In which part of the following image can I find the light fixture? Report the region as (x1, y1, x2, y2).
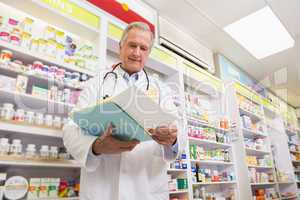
(224, 6, 294, 59)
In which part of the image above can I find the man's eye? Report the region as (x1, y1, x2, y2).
(129, 44, 137, 48)
(141, 46, 148, 51)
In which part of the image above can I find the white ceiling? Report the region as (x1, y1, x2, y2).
(142, 0, 300, 108)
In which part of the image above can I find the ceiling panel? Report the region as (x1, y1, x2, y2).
(268, 0, 300, 35)
(142, 0, 300, 107)
(143, 0, 218, 37)
(185, 0, 266, 27)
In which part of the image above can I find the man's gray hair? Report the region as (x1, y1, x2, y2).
(119, 21, 154, 48)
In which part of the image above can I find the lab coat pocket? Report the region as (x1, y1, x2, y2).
(149, 156, 169, 197)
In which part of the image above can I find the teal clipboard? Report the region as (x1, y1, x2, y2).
(71, 101, 152, 142)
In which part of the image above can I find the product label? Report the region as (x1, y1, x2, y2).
(41, 0, 100, 29)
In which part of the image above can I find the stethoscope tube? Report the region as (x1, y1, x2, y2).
(102, 63, 150, 99)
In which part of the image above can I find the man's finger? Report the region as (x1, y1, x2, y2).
(155, 127, 177, 135)
(114, 139, 140, 148)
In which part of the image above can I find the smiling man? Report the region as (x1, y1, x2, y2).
(63, 22, 182, 200)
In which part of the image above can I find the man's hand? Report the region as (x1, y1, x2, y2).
(92, 124, 140, 155)
(149, 125, 178, 146)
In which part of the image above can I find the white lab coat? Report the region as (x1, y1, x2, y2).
(63, 66, 183, 200)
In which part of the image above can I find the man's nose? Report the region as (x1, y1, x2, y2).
(133, 47, 141, 55)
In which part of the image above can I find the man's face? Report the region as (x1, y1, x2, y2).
(119, 28, 152, 75)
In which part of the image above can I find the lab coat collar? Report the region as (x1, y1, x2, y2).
(114, 64, 145, 83)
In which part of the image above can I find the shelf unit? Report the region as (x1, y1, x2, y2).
(226, 81, 282, 200)
(0, 40, 95, 76)
(184, 73, 237, 200)
(0, 156, 81, 168)
(0, 0, 102, 199)
(0, 1, 299, 200)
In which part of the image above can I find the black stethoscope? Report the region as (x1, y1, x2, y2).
(102, 62, 150, 99)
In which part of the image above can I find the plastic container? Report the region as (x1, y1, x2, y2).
(14, 109, 25, 122)
(45, 114, 53, 127)
(0, 50, 13, 63)
(30, 39, 39, 52)
(9, 139, 22, 156)
(20, 17, 34, 33)
(50, 146, 58, 160)
(10, 33, 21, 46)
(25, 111, 35, 124)
(1, 103, 14, 120)
(63, 88, 71, 103)
(25, 144, 37, 159)
(38, 39, 47, 54)
(32, 61, 43, 72)
(35, 113, 44, 126)
(0, 27, 10, 42)
(40, 145, 49, 160)
(46, 39, 57, 57)
(53, 116, 62, 129)
(56, 68, 65, 79)
(0, 138, 10, 155)
(4, 176, 28, 200)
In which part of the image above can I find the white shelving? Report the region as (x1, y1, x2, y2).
(167, 168, 187, 173)
(187, 117, 230, 133)
(188, 137, 232, 148)
(193, 181, 236, 185)
(0, 40, 95, 76)
(0, 120, 62, 138)
(245, 148, 271, 156)
(248, 165, 274, 169)
(29, 197, 79, 200)
(0, 157, 81, 168)
(242, 128, 267, 138)
(278, 182, 296, 184)
(239, 107, 262, 122)
(169, 190, 189, 194)
(0, 88, 74, 116)
(250, 182, 276, 186)
(0, 64, 83, 90)
(286, 129, 297, 136)
(281, 195, 298, 200)
(190, 159, 234, 166)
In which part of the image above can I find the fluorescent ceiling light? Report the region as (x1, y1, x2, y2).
(224, 6, 294, 59)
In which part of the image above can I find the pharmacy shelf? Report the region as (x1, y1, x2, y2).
(29, 197, 80, 200)
(278, 182, 296, 184)
(250, 182, 276, 186)
(169, 190, 189, 194)
(281, 195, 298, 200)
(242, 128, 267, 138)
(192, 181, 236, 186)
(188, 137, 232, 149)
(0, 156, 81, 168)
(288, 141, 299, 146)
(239, 107, 262, 122)
(286, 129, 297, 136)
(167, 168, 187, 173)
(248, 165, 274, 169)
(0, 40, 94, 76)
(190, 159, 234, 166)
(187, 117, 230, 133)
(292, 160, 300, 165)
(0, 89, 74, 116)
(0, 120, 62, 138)
(107, 36, 178, 76)
(245, 148, 271, 156)
(0, 64, 83, 90)
(290, 151, 300, 154)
